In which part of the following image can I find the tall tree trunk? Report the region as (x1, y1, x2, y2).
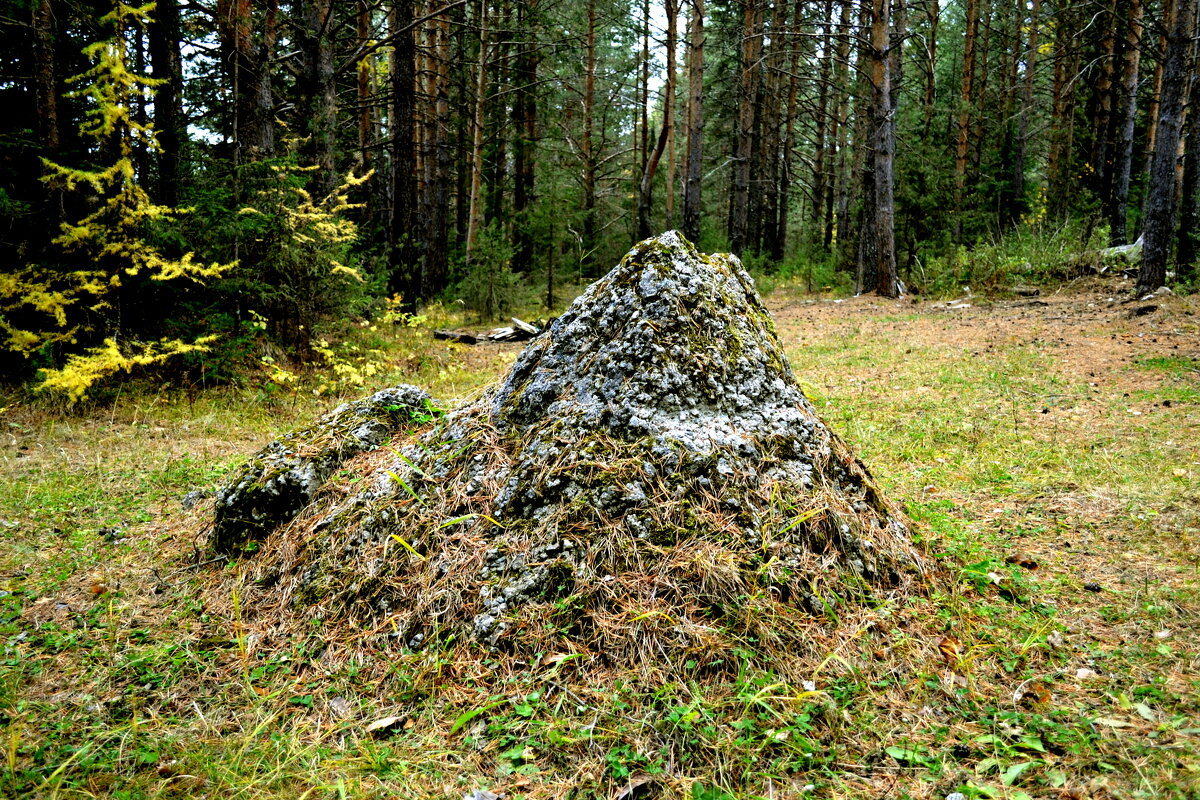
(777, 0, 805, 260)
(1177, 64, 1200, 274)
(1138, 0, 1197, 292)
(1143, 11, 1168, 176)
(390, 0, 419, 298)
(855, 2, 875, 291)
(953, 0, 980, 242)
(811, 0, 833, 237)
(356, 0, 381, 230)
(254, 0, 278, 158)
(217, 0, 275, 161)
(296, 0, 336, 197)
(729, 0, 763, 256)
(149, 0, 184, 206)
(758, 0, 789, 259)
(32, 0, 59, 154)
(581, 0, 598, 272)
(1010, 0, 1040, 228)
(1092, 0, 1121, 212)
(970, 0, 991, 175)
(664, 0, 679, 230)
(484, 1, 510, 228)
(512, 1, 538, 273)
(423, 8, 452, 292)
(465, 0, 490, 261)
(455, 52, 470, 245)
(828, 0, 852, 253)
(357, 0, 373, 174)
(1110, 0, 1144, 244)
(641, 0, 651, 176)
(682, 0, 704, 244)
(868, 0, 898, 297)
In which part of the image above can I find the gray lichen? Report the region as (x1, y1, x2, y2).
(211, 385, 434, 554)
(213, 232, 926, 660)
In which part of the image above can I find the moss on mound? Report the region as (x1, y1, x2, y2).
(204, 233, 930, 677)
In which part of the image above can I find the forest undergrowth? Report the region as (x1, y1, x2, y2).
(0, 273, 1197, 799)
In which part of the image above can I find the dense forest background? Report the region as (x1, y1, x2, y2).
(2, 0, 1198, 395)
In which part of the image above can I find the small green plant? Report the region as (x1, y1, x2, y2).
(456, 222, 520, 319)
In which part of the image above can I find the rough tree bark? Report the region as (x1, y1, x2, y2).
(811, 0, 833, 241)
(953, 0, 980, 242)
(858, 0, 898, 298)
(682, 0, 704, 244)
(640, 0, 651, 177)
(1110, 0, 1144, 245)
(1047, 5, 1081, 220)
(32, 0, 59, 155)
(356, 0, 373, 176)
(1173, 49, 1200, 274)
(581, 0, 598, 272)
(216, 0, 277, 162)
(775, 0, 805, 260)
(296, 0, 337, 198)
(757, 0, 790, 259)
(828, 0, 852, 253)
(1091, 0, 1121, 213)
(1138, 0, 1197, 293)
(149, 0, 184, 205)
(465, 0, 490, 262)
(390, 0, 420, 298)
(729, 0, 763, 256)
(512, 2, 539, 273)
(665, 0, 678, 230)
(420, 7, 452, 295)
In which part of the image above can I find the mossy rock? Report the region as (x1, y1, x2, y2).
(211, 385, 435, 554)
(206, 232, 929, 669)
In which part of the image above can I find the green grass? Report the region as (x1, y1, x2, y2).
(1, 283, 1197, 798)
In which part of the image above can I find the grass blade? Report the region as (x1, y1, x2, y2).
(450, 698, 507, 735)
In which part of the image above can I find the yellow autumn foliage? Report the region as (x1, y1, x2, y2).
(0, 2, 233, 401)
(38, 337, 218, 404)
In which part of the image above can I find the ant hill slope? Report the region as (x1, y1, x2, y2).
(206, 231, 929, 673)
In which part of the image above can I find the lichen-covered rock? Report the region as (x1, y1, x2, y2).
(210, 232, 927, 667)
(211, 385, 433, 554)
(491, 231, 831, 520)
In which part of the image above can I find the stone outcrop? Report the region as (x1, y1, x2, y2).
(209, 232, 926, 663)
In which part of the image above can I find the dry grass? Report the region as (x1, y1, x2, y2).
(1, 275, 1197, 799)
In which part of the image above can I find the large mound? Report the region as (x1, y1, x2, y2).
(208, 232, 928, 674)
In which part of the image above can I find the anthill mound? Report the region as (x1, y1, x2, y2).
(204, 232, 930, 676)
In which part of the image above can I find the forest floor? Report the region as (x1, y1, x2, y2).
(0, 273, 1197, 799)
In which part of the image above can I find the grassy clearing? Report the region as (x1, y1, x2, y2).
(1, 280, 1197, 799)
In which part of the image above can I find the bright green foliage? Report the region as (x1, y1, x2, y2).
(0, 2, 230, 400)
(456, 221, 520, 319)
